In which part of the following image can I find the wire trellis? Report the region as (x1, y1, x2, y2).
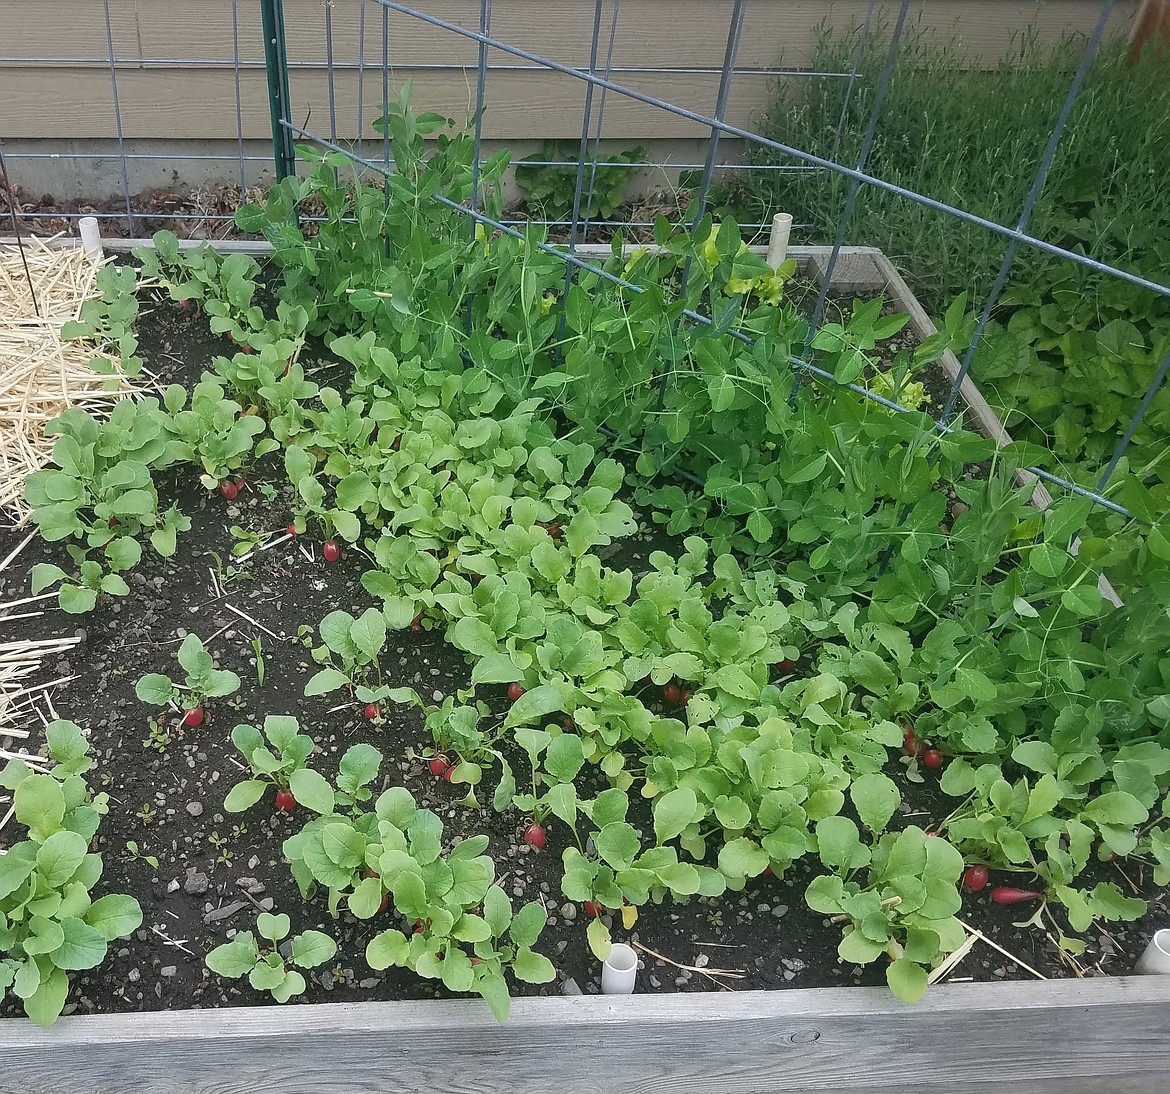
(264, 0, 1167, 525)
(0, 0, 853, 237)
(2, 0, 1167, 526)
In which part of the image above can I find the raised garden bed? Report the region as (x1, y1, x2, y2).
(4, 977, 1170, 1094)
(3, 187, 1169, 1094)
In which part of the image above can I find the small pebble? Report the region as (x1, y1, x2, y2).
(185, 802, 203, 817)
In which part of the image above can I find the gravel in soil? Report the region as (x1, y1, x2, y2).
(1, 297, 1165, 1021)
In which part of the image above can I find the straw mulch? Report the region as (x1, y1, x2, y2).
(0, 532, 80, 744)
(0, 236, 137, 522)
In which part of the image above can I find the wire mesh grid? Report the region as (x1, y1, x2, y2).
(0, 0, 270, 236)
(267, 0, 1169, 525)
(1, 0, 1167, 525)
(0, 0, 857, 237)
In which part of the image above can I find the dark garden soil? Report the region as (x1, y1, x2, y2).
(2, 296, 1167, 1022)
(0, 182, 674, 246)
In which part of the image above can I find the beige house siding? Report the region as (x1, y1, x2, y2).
(1, 1, 1138, 140)
(0, 1, 1138, 198)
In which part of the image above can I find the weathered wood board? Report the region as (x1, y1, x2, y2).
(1, 977, 1168, 1094)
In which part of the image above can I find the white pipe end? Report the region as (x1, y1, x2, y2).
(601, 942, 638, 994)
(78, 216, 103, 259)
(1134, 929, 1170, 975)
(766, 212, 794, 270)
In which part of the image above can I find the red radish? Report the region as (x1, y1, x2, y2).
(179, 300, 191, 311)
(563, 716, 575, 730)
(902, 724, 918, 756)
(522, 823, 546, 850)
(413, 920, 424, 934)
(275, 788, 296, 812)
(323, 540, 341, 563)
(779, 658, 796, 672)
(989, 887, 1042, 905)
(286, 523, 298, 537)
(442, 767, 455, 783)
(922, 749, 944, 770)
(242, 344, 253, 354)
(680, 690, 691, 707)
(962, 865, 989, 893)
(183, 705, 205, 728)
(662, 683, 682, 705)
(233, 476, 247, 493)
(364, 702, 381, 721)
(219, 479, 238, 500)
(429, 755, 450, 778)
(391, 435, 401, 451)
(411, 612, 423, 632)
(507, 682, 526, 703)
(762, 865, 774, 878)
(583, 901, 602, 918)
(546, 522, 562, 540)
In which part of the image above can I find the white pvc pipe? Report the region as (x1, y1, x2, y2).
(1134, 929, 1170, 975)
(601, 942, 638, 994)
(766, 212, 793, 269)
(78, 216, 103, 259)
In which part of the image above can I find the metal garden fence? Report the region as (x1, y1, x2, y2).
(249, 0, 1169, 528)
(1, 0, 1167, 527)
(0, 0, 867, 238)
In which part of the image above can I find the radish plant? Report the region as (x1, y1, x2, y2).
(134, 633, 241, 726)
(0, 721, 143, 1026)
(205, 913, 336, 1003)
(222, 715, 326, 815)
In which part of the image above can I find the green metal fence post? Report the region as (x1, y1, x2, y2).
(260, 0, 297, 181)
